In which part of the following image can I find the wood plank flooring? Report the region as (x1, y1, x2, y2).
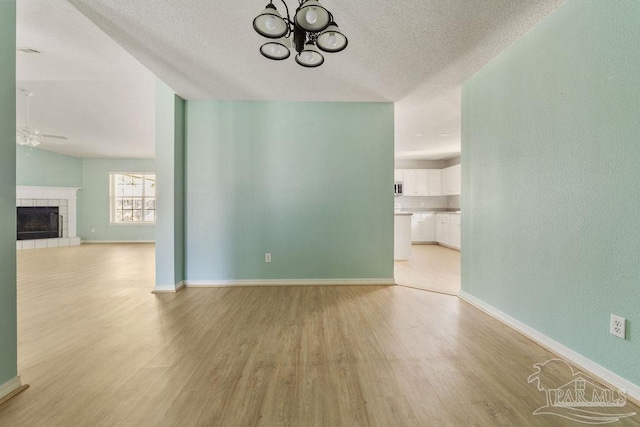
(394, 244, 460, 295)
(1, 244, 638, 426)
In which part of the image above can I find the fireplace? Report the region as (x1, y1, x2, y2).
(16, 186, 81, 250)
(17, 207, 62, 240)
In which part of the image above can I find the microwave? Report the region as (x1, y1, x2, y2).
(394, 182, 403, 197)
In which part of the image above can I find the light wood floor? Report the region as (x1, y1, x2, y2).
(1, 244, 638, 426)
(394, 245, 461, 295)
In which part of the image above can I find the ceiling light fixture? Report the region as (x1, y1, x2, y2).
(16, 89, 69, 148)
(440, 133, 450, 137)
(253, 0, 348, 68)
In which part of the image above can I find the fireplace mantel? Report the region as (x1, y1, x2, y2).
(16, 186, 81, 250)
(16, 186, 80, 200)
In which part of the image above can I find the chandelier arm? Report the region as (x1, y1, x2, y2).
(277, 0, 292, 25)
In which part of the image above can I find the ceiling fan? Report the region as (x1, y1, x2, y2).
(17, 89, 69, 147)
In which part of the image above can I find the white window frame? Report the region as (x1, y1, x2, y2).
(109, 172, 156, 225)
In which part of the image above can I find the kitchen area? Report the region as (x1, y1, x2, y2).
(393, 157, 461, 294)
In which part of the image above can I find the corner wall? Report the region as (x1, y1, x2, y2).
(154, 80, 185, 291)
(0, 0, 17, 388)
(462, 0, 640, 387)
(185, 101, 394, 282)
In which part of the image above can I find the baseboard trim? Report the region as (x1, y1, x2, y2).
(437, 243, 460, 251)
(185, 278, 396, 287)
(81, 240, 155, 244)
(0, 376, 29, 406)
(152, 281, 185, 294)
(459, 290, 640, 403)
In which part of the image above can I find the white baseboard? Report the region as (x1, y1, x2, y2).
(185, 278, 396, 287)
(152, 281, 185, 293)
(0, 376, 23, 401)
(81, 240, 155, 244)
(459, 290, 640, 402)
(437, 243, 460, 251)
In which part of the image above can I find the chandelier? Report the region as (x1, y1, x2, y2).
(253, 0, 348, 68)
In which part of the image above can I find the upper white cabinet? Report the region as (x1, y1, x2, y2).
(403, 169, 418, 196)
(416, 170, 429, 195)
(427, 169, 441, 195)
(396, 169, 445, 196)
(441, 164, 461, 195)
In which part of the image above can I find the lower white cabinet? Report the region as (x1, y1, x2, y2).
(450, 214, 461, 249)
(436, 214, 450, 245)
(436, 213, 461, 250)
(411, 213, 436, 242)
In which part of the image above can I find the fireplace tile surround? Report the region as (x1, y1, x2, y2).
(16, 186, 81, 250)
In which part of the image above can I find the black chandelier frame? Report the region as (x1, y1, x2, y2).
(253, 0, 348, 67)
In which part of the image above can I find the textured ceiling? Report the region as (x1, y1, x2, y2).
(16, 0, 155, 158)
(19, 0, 564, 159)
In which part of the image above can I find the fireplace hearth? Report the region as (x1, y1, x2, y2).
(17, 207, 62, 240)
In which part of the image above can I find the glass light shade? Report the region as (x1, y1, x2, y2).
(260, 38, 291, 60)
(316, 22, 348, 53)
(295, 41, 324, 68)
(295, 0, 330, 32)
(253, 4, 288, 38)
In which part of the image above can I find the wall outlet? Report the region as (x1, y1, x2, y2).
(265, 253, 271, 263)
(610, 314, 626, 339)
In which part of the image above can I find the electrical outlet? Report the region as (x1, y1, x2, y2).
(265, 253, 271, 263)
(610, 314, 626, 339)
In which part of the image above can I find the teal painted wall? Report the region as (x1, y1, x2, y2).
(185, 101, 394, 281)
(0, 0, 17, 386)
(173, 97, 185, 284)
(78, 158, 155, 241)
(16, 145, 82, 187)
(154, 80, 185, 289)
(462, 0, 640, 387)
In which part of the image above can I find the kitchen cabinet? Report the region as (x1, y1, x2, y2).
(427, 169, 441, 195)
(452, 164, 461, 194)
(394, 166, 459, 196)
(441, 164, 461, 195)
(417, 170, 429, 195)
(403, 169, 418, 196)
(436, 212, 460, 250)
(450, 213, 461, 249)
(411, 213, 436, 242)
(436, 213, 450, 244)
(396, 169, 443, 196)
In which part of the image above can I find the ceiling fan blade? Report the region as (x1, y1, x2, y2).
(39, 134, 69, 141)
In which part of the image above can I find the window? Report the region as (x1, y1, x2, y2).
(109, 173, 156, 223)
